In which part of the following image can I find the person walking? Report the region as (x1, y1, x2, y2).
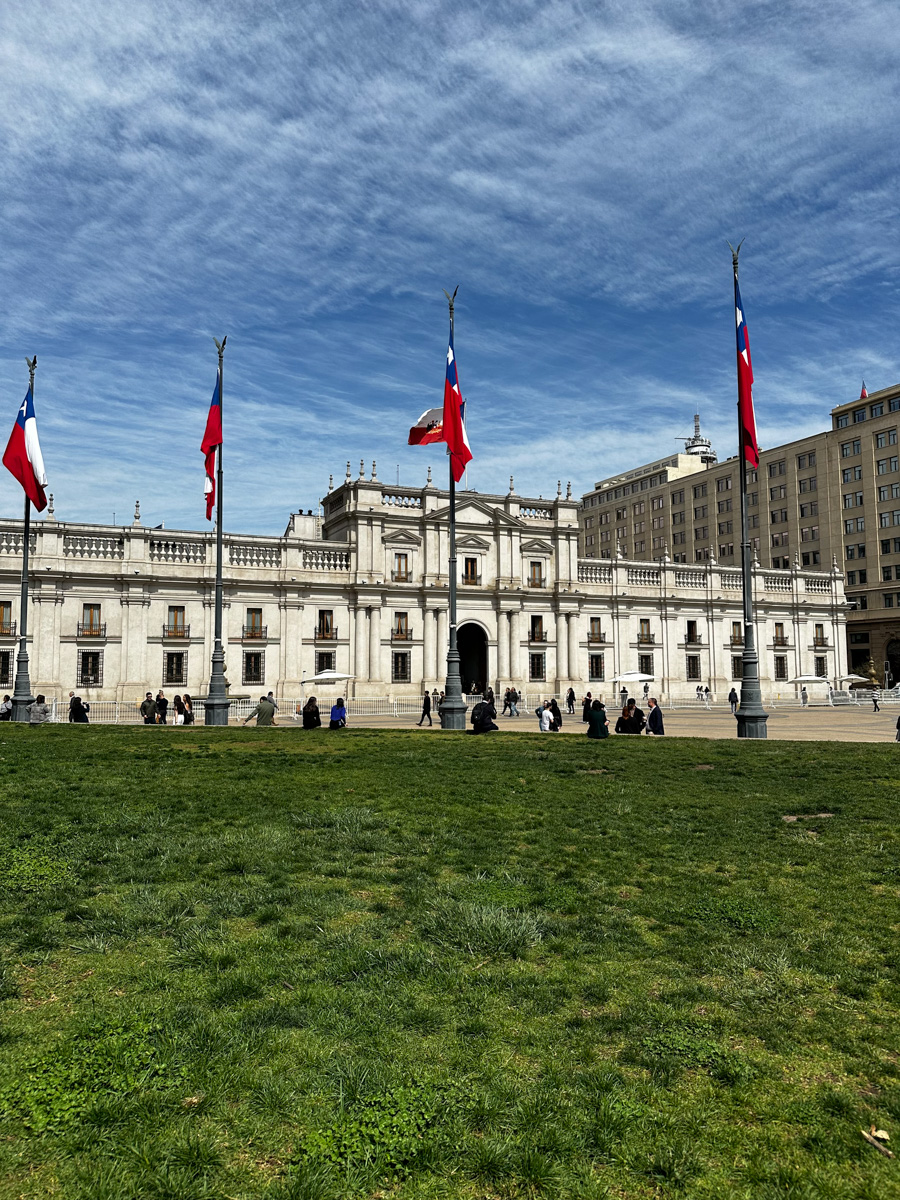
(549, 697, 563, 731)
(243, 694, 276, 726)
(565, 687, 576, 715)
(642, 681, 650, 704)
(873, 689, 881, 713)
(509, 687, 519, 716)
(182, 694, 194, 725)
(67, 691, 76, 722)
(703, 686, 711, 708)
(585, 699, 609, 739)
(0, 695, 11, 721)
(417, 690, 432, 726)
(156, 690, 169, 725)
(266, 691, 278, 713)
(581, 692, 593, 722)
(172, 695, 186, 725)
(26, 694, 52, 725)
(647, 697, 665, 735)
(728, 687, 739, 715)
(501, 688, 511, 716)
(301, 696, 322, 729)
(70, 696, 90, 723)
(329, 697, 347, 729)
(140, 693, 157, 725)
(801, 686, 809, 708)
(619, 686, 628, 708)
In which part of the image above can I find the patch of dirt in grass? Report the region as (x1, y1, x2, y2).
(693, 764, 715, 770)
(782, 813, 834, 822)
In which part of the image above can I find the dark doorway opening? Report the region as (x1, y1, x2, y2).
(458, 623, 488, 694)
(886, 638, 900, 688)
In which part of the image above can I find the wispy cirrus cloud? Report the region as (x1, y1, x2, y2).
(0, 0, 897, 529)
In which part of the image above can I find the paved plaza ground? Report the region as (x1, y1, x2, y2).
(315, 702, 900, 743)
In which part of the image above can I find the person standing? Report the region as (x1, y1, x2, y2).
(549, 698, 562, 731)
(539, 701, 553, 732)
(266, 691, 278, 713)
(182, 694, 194, 725)
(26, 695, 52, 725)
(800, 687, 809, 708)
(0, 695, 11, 721)
(647, 697, 665, 735)
(501, 688, 511, 716)
(140, 693, 157, 725)
(642, 681, 650, 704)
(703, 685, 711, 708)
(70, 696, 90, 723)
(417, 690, 432, 726)
(565, 687, 576, 714)
(509, 687, 519, 716)
(581, 692, 593, 723)
(728, 687, 739, 715)
(172, 695, 185, 725)
(156, 690, 169, 725)
(67, 691, 76, 722)
(586, 699, 609, 739)
(873, 689, 881, 713)
(619, 686, 628, 708)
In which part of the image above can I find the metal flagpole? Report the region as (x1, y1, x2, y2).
(11, 356, 37, 722)
(204, 336, 231, 726)
(440, 289, 466, 731)
(731, 245, 768, 738)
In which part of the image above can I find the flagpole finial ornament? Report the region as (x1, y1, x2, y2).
(25, 356, 36, 388)
(727, 239, 744, 273)
(214, 336, 227, 355)
(442, 286, 459, 317)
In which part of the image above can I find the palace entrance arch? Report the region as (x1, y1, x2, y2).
(458, 622, 488, 694)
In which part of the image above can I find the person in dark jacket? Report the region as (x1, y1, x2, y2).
(626, 700, 646, 733)
(581, 692, 593, 722)
(549, 698, 562, 731)
(140, 693, 157, 724)
(243, 695, 276, 727)
(155, 690, 169, 724)
(728, 687, 739, 714)
(565, 687, 576, 714)
(586, 699, 609, 739)
(182, 694, 195, 725)
(301, 696, 321, 729)
(70, 696, 90, 723)
(647, 697, 664, 735)
(471, 698, 498, 734)
(416, 691, 432, 727)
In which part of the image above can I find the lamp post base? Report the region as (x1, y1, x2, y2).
(439, 696, 467, 731)
(204, 696, 231, 726)
(736, 709, 768, 738)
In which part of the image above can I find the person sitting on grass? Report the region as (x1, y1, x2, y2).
(243, 694, 276, 727)
(301, 696, 321, 730)
(26, 694, 52, 725)
(70, 696, 90, 724)
(329, 698, 347, 729)
(586, 699, 609, 739)
(471, 695, 499, 734)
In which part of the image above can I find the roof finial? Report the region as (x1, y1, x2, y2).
(47, 493, 55, 521)
(566, 481, 572, 499)
(133, 500, 141, 525)
(426, 465, 432, 485)
(371, 460, 378, 481)
(508, 475, 515, 495)
(328, 474, 333, 493)
(359, 458, 365, 479)
(346, 460, 352, 482)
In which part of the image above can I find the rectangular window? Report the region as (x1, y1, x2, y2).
(846, 545, 856, 559)
(80, 603, 103, 635)
(881, 539, 890, 554)
(589, 616, 603, 643)
(770, 509, 788, 524)
(529, 561, 544, 587)
(686, 620, 698, 644)
(672, 489, 684, 504)
(837, 414, 849, 428)
(695, 547, 711, 561)
(718, 520, 733, 534)
(719, 543, 734, 557)
(393, 552, 410, 582)
(774, 656, 788, 680)
(651, 515, 664, 529)
(770, 485, 787, 500)
(78, 650, 103, 686)
(694, 505, 708, 518)
(847, 571, 857, 585)
(774, 622, 786, 645)
(616, 507, 626, 520)
(0, 650, 9, 687)
(463, 556, 478, 584)
(164, 651, 186, 686)
(694, 526, 709, 539)
(651, 495, 664, 509)
(632, 501, 645, 515)
(634, 540, 645, 553)
(799, 502, 818, 517)
(672, 511, 685, 524)
(638, 619, 651, 643)
(244, 607, 262, 635)
(881, 512, 892, 528)
(885, 594, 894, 608)
(394, 611, 409, 638)
(693, 483, 708, 498)
(529, 653, 546, 682)
(749, 513, 760, 528)
(717, 477, 732, 492)
(849, 632, 870, 644)
(634, 521, 645, 533)
(848, 595, 868, 610)
(638, 653, 653, 675)
(717, 498, 732, 513)
(0, 601, 11, 635)
(772, 556, 790, 568)
(859, 569, 868, 583)
(797, 452, 817, 468)
(768, 460, 786, 477)
(588, 653, 604, 681)
(316, 651, 335, 673)
(800, 526, 819, 541)
(871, 402, 885, 417)
(732, 620, 743, 645)
(801, 551, 820, 566)
(317, 609, 334, 637)
(854, 408, 867, 423)
(530, 615, 544, 641)
(243, 650, 264, 684)
(673, 531, 686, 544)
(771, 531, 788, 546)
(392, 652, 411, 682)
(732, 656, 744, 679)
(892, 398, 900, 412)
(798, 476, 817, 492)
(686, 654, 701, 681)
(815, 656, 827, 677)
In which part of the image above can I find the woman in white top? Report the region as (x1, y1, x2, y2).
(539, 703, 553, 732)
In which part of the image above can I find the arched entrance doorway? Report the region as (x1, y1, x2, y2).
(458, 623, 488, 694)
(887, 638, 900, 688)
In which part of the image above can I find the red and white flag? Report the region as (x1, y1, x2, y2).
(733, 275, 760, 469)
(3, 388, 47, 511)
(442, 326, 472, 483)
(860, 380, 868, 400)
(201, 369, 222, 520)
(408, 407, 444, 446)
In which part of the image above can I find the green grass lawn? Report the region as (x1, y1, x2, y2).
(0, 726, 898, 1200)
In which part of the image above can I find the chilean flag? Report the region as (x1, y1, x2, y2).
(201, 369, 222, 520)
(408, 406, 444, 445)
(860, 380, 868, 400)
(734, 277, 760, 469)
(3, 388, 47, 511)
(443, 327, 472, 483)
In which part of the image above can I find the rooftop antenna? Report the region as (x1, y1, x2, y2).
(677, 412, 717, 465)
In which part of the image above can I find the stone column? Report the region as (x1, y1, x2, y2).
(568, 613, 580, 684)
(355, 604, 368, 686)
(497, 611, 509, 681)
(437, 607, 448, 679)
(423, 607, 435, 684)
(509, 609, 522, 682)
(555, 612, 568, 680)
(368, 605, 381, 681)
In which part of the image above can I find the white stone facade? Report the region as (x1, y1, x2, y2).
(0, 471, 848, 703)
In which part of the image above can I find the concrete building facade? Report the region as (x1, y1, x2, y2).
(0, 466, 847, 704)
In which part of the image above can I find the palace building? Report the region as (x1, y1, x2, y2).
(0, 462, 847, 703)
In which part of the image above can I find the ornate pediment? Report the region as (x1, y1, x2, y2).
(382, 528, 423, 546)
(457, 534, 491, 550)
(521, 538, 554, 554)
(430, 498, 524, 529)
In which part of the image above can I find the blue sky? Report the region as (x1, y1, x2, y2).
(1, 0, 899, 533)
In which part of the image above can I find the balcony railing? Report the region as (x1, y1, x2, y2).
(773, 636, 789, 646)
(637, 633, 655, 645)
(529, 630, 548, 642)
(685, 637, 703, 646)
(391, 571, 412, 583)
(242, 625, 267, 639)
(0, 622, 15, 637)
(730, 635, 745, 647)
(527, 577, 546, 588)
(77, 623, 106, 637)
(315, 627, 338, 640)
(587, 632, 606, 644)
(163, 624, 190, 639)
(813, 636, 829, 647)
(391, 628, 414, 641)
(462, 574, 482, 586)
